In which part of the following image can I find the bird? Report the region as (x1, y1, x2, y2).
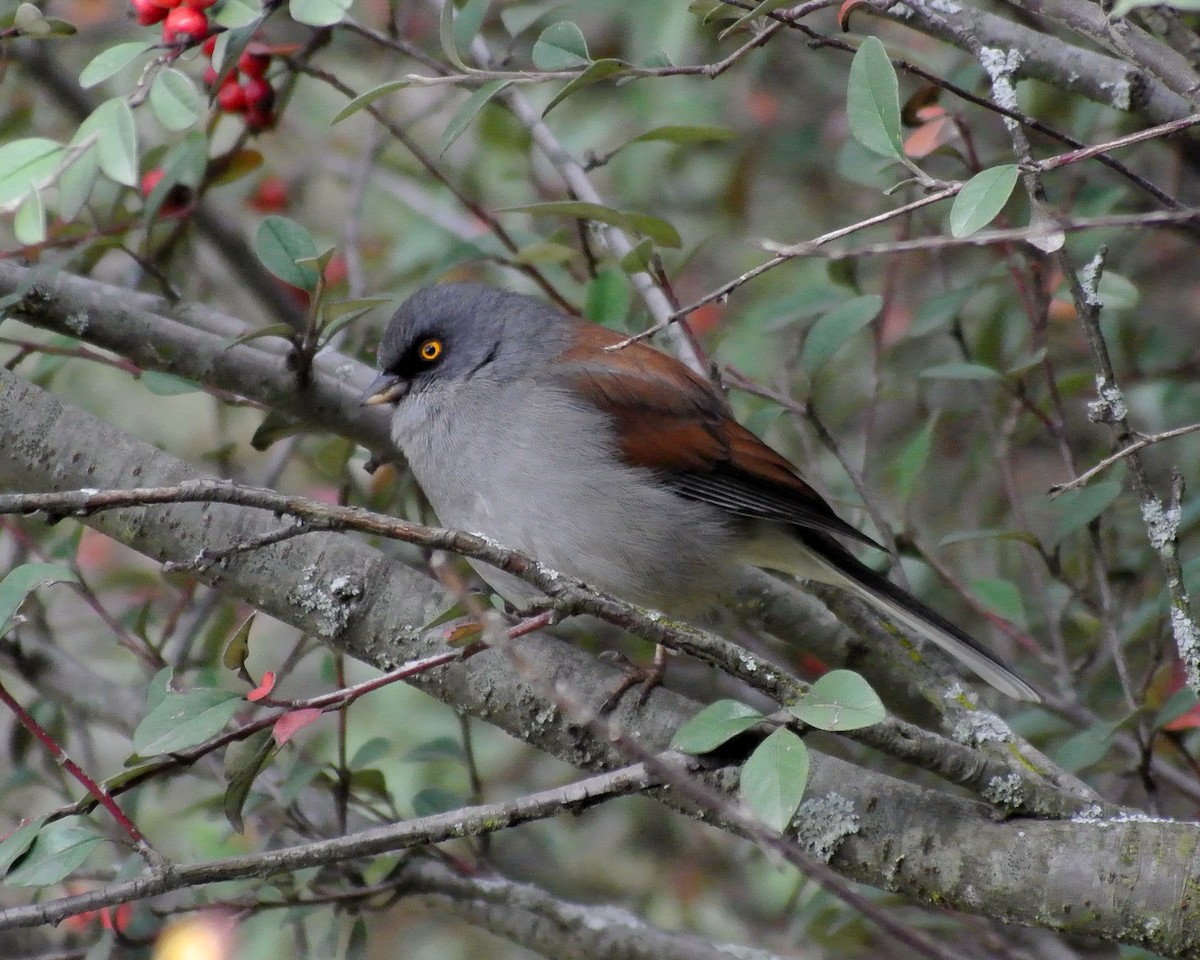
(360, 282, 1039, 701)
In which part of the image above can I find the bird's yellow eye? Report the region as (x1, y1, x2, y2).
(418, 339, 442, 361)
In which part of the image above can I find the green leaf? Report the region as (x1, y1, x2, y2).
(0, 138, 62, 209)
(0, 819, 44, 876)
(893, 415, 936, 503)
(497, 200, 680, 247)
(1050, 479, 1122, 544)
(56, 144, 100, 221)
(718, 0, 792, 39)
(79, 41, 151, 89)
(1097, 271, 1140, 312)
(13, 188, 45, 245)
(403, 736, 466, 762)
(0, 562, 76, 636)
(4, 823, 104, 886)
(740, 728, 809, 831)
(511, 241, 576, 265)
(531, 20, 590, 69)
(452, 0, 490, 55)
(150, 68, 202, 131)
(909, 286, 972, 337)
(938, 527, 1039, 548)
(584, 269, 630, 327)
(91, 99, 139, 187)
(141, 371, 200, 395)
(620, 123, 738, 150)
(441, 79, 512, 154)
(289, 0, 350, 27)
(501, 3, 565, 36)
(255, 216, 320, 290)
(332, 80, 413, 124)
(847, 36, 902, 159)
(971, 577, 1027, 628)
(1155, 687, 1200, 729)
(789, 670, 885, 731)
(132, 687, 242, 755)
(412, 787, 465, 816)
(214, 0, 259, 27)
(223, 729, 276, 833)
(619, 237, 653, 274)
(1052, 719, 1122, 773)
(800, 294, 882, 375)
(919, 361, 1001, 380)
(142, 131, 207, 223)
(671, 699, 762, 753)
(949, 164, 1018, 238)
(543, 58, 625, 116)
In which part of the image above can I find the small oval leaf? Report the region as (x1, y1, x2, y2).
(847, 36, 902, 159)
(949, 164, 1018, 238)
(672, 699, 763, 754)
(789, 670, 885, 731)
(532, 20, 590, 69)
(740, 728, 809, 831)
(255, 215, 320, 290)
(800, 294, 883, 375)
(79, 41, 152, 89)
(132, 688, 242, 755)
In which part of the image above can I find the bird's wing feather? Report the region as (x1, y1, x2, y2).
(554, 325, 879, 548)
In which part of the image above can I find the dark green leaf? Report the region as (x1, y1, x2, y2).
(543, 58, 624, 116)
(584, 269, 629, 327)
(532, 20, 590, 69)
(950, 164, 1018, 238)
(331, 80, 414, 124)
(847, 37, 902, 160)
(1155, 687, 1200, 729)
(403, 736, 466, 762)
(56, 144, 100, 221)
(497, 200, 680, 247)
(919, 362, 1001, 381)
(789, 670, 885, 731)
(740, 728, 808, 831)
(452, 0, 490, 55)
(223, 729, 276, 833)
(893, 415, 936, 503)
(800, 294, 882, 375)
(255, 216, 320, 291)
(5, 823, 104, 886)
(412, 787, 465, 816)
(671, 699, 763, 753)
(441, 79, 513, 154)
(1050, 480, 1122, 544)
(1052, 719, 1122, 773)
(0, 819, 44, 875)
(132, 687, 242, 755)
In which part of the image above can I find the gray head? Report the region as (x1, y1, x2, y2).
(359, 283, 572, 407)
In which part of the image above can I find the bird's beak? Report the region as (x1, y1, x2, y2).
(359, 372, 408, 407)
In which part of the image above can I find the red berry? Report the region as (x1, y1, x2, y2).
(249, 175, 288, 212)
(202, 65, 218, 87)
(242, 76, 273, 109)
(131, 0, 167, 25)
(141, 168, 165, 197)
(161, 5, 207, 44)
(238, 51, 270, 78)
(216, 80, 246, 113)
(201, 34, 217, 56)
(244, 107, 276, 132)
(149, 0, 182, 10)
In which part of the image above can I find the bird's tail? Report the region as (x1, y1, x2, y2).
(800, 535, 1041, 702)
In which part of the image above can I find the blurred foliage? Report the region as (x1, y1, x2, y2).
(2, 0, 1200, 957)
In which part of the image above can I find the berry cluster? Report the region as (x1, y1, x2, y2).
(130, 0, 212, 41)
(200, 37, 277, 131)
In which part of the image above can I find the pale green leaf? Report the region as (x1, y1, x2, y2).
(847, 36, 902, 159)
(740, 728, 809, 831)
(150, 68, 202, 131)
(543, 59, 624, 116)
(0, 138, 62, 208)
(289, 0, 350, 27)
(13, 187, 45, 245)
(0, 562, 76, 636)
(255, 215, 320, 290)
(800, 294, 882, 374)
(671, 699, 763, 753)
(132, 687, 242, 755)
(949, 164, 1018, 238)
(531, 20, 590, 69)
(789, 670, 885, 731)
(79, 41, 151, 89)
(441, 79, 512, 153)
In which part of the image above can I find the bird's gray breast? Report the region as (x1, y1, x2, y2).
(390, 378, 735, 613)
